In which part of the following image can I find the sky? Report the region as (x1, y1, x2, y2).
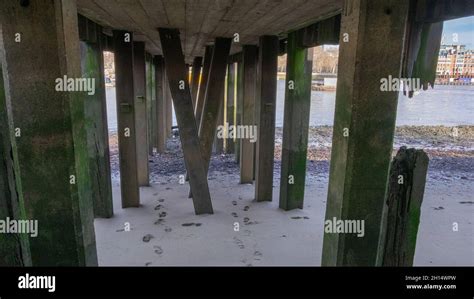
(442, 16, 474, 48)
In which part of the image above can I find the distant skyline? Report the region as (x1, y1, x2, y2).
(442, 16, 474, 48)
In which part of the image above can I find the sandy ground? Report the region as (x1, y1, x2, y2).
(95, 126, 474, 266)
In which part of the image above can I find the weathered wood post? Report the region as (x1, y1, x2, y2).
(0, 0, 98, 265)
(79, 16, 114, 218)
(113, 30, 140, 208)
(191, 56, 203, 108)
(195, 46, 213, 126)
(255, 36, 279, 202)
(377, 147, 429, 266)
(0, 66, 32, 266)
(133, 42, 150, 186)
(279, 31, 313, 210)
(240, 45, 258, 184)
(322, 0, 410, 266)
(158, 28, 213, 215)
(226, 63, 236, 154)
(154, 55, 167, 153)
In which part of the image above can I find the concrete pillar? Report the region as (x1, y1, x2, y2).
(154, 56, 167, 153)
(322, 0, 410, 266)
(133, 42, 150, 186)
(80, 26, 113, 218)
(0, 66, 31, 266)
(225, 63, 236, 154)
(194, 46, 213, 126)
(255, 36, 279, 202)
(240, 46, 258, 184)
(113, 30, 140, 208)
(158, 28, 213, 215)
(191, 56, 203, 108)
(0, 0, 98, 265)
(279, 31, 313, 210)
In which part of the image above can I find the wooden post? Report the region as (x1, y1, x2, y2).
(154, 55, 167, 153)
(133, 42, 150, 186)
(235, 61, 243, 163)
(158, 28, 213, 215)
(147, 54, 155, 154)
(0, 0, 98, 265)
(214, 97, 225, 154)
(279, 31, 313, 210)
(225, 63, 236, 154)
(0, 66, 31, 266)
(191, 56, 203, 108)
(322, 0, 410, 266)
(378, 147, 429, 266)
(255, 36, 279, 202)
(195, 46, 213, 126)
(165, 76, 173, 138)
(189, 37, 232, 198)
(240, 45, 258, 184)
(79, 21, 114, 218)
(113, 30, 140, 208)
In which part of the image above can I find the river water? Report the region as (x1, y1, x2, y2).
(105, 80, 474, 132)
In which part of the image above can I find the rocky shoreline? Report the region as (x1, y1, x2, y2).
(108, 125, 474, 183)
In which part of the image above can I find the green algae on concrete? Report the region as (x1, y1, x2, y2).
(279, 31, 313, 211)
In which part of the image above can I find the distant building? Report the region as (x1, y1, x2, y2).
(437, 45, 474, 80)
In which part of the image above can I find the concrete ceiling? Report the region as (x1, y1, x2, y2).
(77, 0, 343, 62)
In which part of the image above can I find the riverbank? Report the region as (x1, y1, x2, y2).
(96, 125, 473, 266)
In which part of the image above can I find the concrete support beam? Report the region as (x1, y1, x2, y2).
(113, 30, 140, 208)
(255, 36, 279, 202)
(80, 27, 114, 218)
(154, 56, 167, 153)
(158, 28, 213, 215)
(0, 67, 31, 266)
(191, 56, 203, 108)
(0, 0, 97, 265)
(194, 46, 213, 126)
(225, 63, 236, 154)
(322, 0, 410, 266)
(133, 42, 150, 186)
(240, 45, 258, 184)
(279, 32, 313, 211)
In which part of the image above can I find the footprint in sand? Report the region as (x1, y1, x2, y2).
(232, 200, 237, 206)
(154, 246, 163, 255)
(145, 262, 152, 266)
(182, 223, 202, 227)
(154, 204, 162, 210)
(244, 217, 250, 223)
(232, 212, 238, 218)
(432, 206, 444, 210)
(143, 234, 154, 242)
(154, 219, 165, 225)
(254, 250, 263, 261)
(158, 198, 165, 203)
(243, 206, 250, 211)
(159, 211, 167, 218)
(164, 226, 172, 232)
(233, 237, 245, 249)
